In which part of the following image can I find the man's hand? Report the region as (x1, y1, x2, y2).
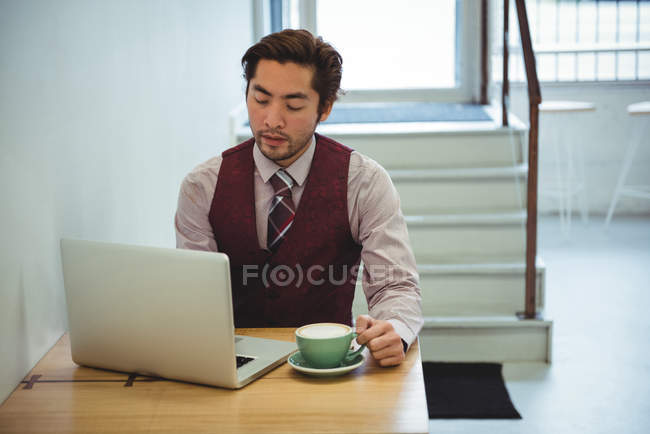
(355, 315, 405, 367)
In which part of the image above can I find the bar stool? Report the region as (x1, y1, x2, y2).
(539, 100, 595, 237)
(605, 101, 650, 227)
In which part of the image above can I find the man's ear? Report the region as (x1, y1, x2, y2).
(318, 101, 334, 123)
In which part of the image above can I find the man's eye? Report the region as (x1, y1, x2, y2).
(255, 99, 269, 105)
(287, 106, 303, 111)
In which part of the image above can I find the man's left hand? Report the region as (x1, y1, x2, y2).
(355, 315, 405, 367)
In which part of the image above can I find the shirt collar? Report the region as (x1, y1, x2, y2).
(253, 135, 315, 187)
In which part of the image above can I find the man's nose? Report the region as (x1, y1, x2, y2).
(264, 103, 285, 129)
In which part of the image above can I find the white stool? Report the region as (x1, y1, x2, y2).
(605, 102, 650, 227)
(539, 100, 595, 237)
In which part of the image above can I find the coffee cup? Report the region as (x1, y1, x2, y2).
(295, 323, 366, 369)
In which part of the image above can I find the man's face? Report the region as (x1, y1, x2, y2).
(246, 59, 332, 167)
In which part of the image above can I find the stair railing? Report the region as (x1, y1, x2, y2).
(502, 0, 542, 319)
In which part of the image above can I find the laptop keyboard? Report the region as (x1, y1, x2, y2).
(236, 355, 255, 368)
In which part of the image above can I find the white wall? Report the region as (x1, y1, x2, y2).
(510, 82, 650, 216)
(0, 0, 252, 404)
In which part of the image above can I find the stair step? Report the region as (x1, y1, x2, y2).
(396, 180, 527, 214)
(314, 122, 527, 170)
(389, 164, 528, 181)
(236, 123, 528, 170)
(405, 212, 526, 262)
(391, 166, 528, 213)
(423, 315, 549, 327)
(405, 211, 526, 226)
(352, 260, 545, 318)
(419, 316, 553, 362)
(316, 117, 526, 136)
(234, 111, 530, 169)
(418, 259, 545, 316)
(418, 259, 540, 274)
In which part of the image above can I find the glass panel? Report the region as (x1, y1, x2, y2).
(523, 0, 650, 82)
(537, 0, 558, 45)
(597, 1, 618, 44)
(617, 52, 636, 80)
(557, 52, 576, 81)
(619, 1, 639, 44)
(558, 0, 577, 44)
(491, 54, 502, 84)
(509, 52, 526, 82)
(289, 0, 300, 28)
(537, 53, 557, 81)
(596, 52, 616, 80)
(641, 1, 650, 42)
(509, 1, 520, 47)
(577, 52, 596, 81)
(639, 51, 650, 79)
(578, 1, 597, 44)
(316, 0, 456, 90)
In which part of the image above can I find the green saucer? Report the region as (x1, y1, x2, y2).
(288, 351, 365, 377)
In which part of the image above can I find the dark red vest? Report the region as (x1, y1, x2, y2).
(209, 133, 362, 327)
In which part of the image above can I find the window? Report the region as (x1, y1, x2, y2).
(253, 0, 481, 102)
(316, 0, 456, 90)
(502, 0, 650, 82)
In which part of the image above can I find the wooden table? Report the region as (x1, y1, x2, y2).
(0, 329, 429, 433)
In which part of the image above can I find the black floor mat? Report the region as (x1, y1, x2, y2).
(423, 362, 522, 419)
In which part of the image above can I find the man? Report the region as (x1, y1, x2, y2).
(175, 29, 422, 367)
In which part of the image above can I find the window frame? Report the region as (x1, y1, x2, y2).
(252, 0, 483, 103)
(502, 0, 650, 84)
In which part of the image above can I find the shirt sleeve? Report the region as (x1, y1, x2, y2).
(349, 153, 424, 350)
(174, 157, 221, 252)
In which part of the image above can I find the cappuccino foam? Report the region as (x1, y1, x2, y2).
(298, 324, 349, 339)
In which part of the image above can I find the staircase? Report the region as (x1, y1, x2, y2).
(235, 106, 553, 363)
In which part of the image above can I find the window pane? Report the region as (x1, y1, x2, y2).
(577, 1, 597, 44)
(639, 51, 650, 79)
(537, 53, 557, 82)
(508, 51, 526, 82)
(525, 0, 650, 82)
(316, 0, 456, 90)
(491, 53, 502, 84)
(537, 0, 558, 45)
(617, 52, 636, 80)
(289, 0, 300, 28)
(577, 52, 596, 81)
(619, 1, 639, 44)
(557, 53, 576, 81)
(558, 1, 577, 44)
(597, 52, 616, 81)
(597, 1, 618, 44)
(642, 1, 650, 42)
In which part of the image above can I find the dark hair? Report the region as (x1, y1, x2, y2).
(242, 29, 343, 116)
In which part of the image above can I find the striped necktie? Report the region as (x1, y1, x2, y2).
(267, 169, 296, 252)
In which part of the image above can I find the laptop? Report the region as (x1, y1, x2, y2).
(60, 238, 297, 389)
